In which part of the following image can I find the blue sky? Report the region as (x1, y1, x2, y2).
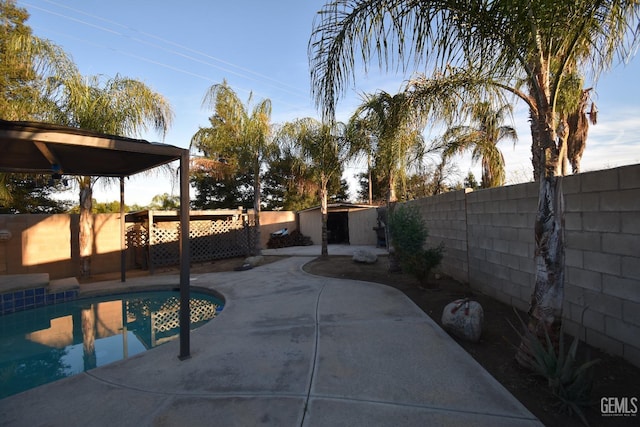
(18, 0, 640, 205)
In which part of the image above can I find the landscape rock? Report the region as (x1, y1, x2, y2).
(352, 250, 378, 264)
(244, 255, 264, 267)
(441, 298, 484, 342)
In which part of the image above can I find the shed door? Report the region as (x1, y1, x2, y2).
(327, 211, 349, 244)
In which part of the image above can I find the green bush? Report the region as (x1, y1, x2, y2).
(388, 204, 444, 287)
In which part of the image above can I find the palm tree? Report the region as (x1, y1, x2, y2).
(348, 90, 427, 204)
(277, 118, 352, 257)
(309, 0, 640, 362)
(440, 102, 517, 188)
(190, 80, 274, 255)
(43, 72, 173, 276)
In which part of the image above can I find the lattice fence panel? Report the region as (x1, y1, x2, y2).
(190, 221, 213, 262)
(150, 226, 180, 267)
(209, 218, 249, 260)
(126, 225, 149, 268)
(127, 217, 258, 269)
(150, 296, 221, 346)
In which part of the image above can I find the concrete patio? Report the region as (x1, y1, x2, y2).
(0, 253, 541, 426)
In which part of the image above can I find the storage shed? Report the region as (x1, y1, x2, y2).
(298, 203, 379, 246)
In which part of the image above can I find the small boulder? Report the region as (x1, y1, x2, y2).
(352, 249, 378, 264)
(441, 298, 484, 342)
(244, 255, 264, 267)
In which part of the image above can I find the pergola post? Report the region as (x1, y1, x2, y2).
(178, 152, 191, 360)
(120, 177, 126, 282)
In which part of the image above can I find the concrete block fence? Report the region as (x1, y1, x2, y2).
(404, 163, 640, 368)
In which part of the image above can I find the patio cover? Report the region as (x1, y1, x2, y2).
(0, 119, 193, 359)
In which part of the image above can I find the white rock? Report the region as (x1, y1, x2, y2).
(441, 299, 484, 342)
(244, 255, 264, 267)
(352, 250, 378, 264)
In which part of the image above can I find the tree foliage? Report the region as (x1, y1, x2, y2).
(190, 170, 255, 210)
(191, 80, 273, 253)
(440, 102, 517, 188)
(149, 193, 180, 210)
(0, 174, 71, 214)
(0, 0, 73, 121)
(276, 117, 354, 255)
(348, 90, 427, 204)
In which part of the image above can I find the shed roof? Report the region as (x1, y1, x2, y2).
(297, 202, 377, 213)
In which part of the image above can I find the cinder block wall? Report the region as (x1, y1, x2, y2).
(405, 189, 471, 284)
(465, 182, 538, 312)
(561, 165, 640, 367)
(400, 163, 640, 367)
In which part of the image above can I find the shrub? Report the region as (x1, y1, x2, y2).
(388, 204, 444, 287)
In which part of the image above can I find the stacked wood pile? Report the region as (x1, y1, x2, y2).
(266, 229, 313, 249)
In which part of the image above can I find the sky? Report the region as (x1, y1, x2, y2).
(17, 0, 640, 206)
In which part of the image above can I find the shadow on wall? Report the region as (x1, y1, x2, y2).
(0, 211, 297, 280)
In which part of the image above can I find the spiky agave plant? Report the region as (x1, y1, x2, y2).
(510, 309, 599, 425)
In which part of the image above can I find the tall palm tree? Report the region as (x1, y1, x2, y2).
(348, 90, 427, 204)
(440, 102, 517, 188)
(191, 80, 274, 255)
(309, 0, 640, 362)
(277, 118, 352, 257)
(43, 72, 173, 276)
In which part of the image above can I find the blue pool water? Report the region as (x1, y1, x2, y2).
(0, 290, 223, 398)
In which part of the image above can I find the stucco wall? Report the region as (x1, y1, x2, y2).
(0, 213, 129, 278)
(259, 211, 297, 248)
(298, 209, 322, 246)
(0, 211, 297, 279)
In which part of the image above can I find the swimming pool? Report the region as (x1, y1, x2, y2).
(0, 290, 224, 398)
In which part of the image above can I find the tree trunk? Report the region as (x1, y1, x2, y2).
(557, 116, 569, 176)
(253, 156, 262, 256)
(320, 179, 328, 258)
(517, 175, 565, 366)
(81, 305, 97, 370)
(386, 201, 401, 273)
(517, 111, 566, 367)
(387, 169, 397, 205)
(529, 108, 543, 181)
(79, 178, 93, 277)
